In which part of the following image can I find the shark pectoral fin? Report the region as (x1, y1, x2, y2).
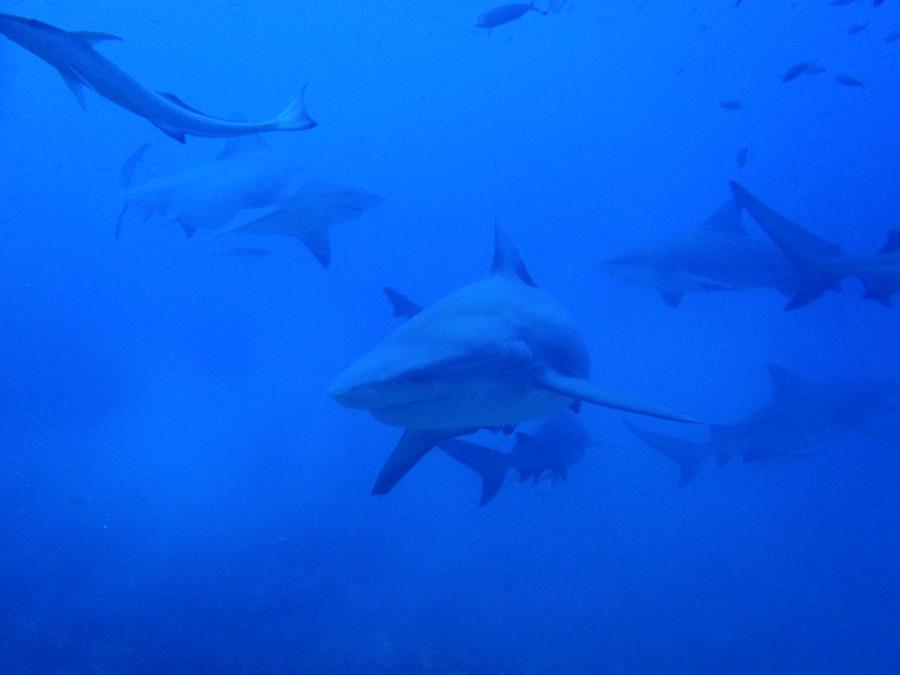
(660, 291, 683, 308)
(535, 370, 699, 423)
(73, 31, 124, 46)
(438, 439, 509, 506)
(785, 282, 832, 310)
(296, 227, 331, 268)
(57, 66, 88, 110)
(383, 287, 423, 318)
(373, 430, 453, 496)
(153, 124, 186, 144)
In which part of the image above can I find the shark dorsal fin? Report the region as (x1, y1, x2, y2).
(697, 201, 746, 235)
(767, 364, 812, 397)
(491, 224, 536, 286)
(880, 229, 900, 254)
(217, 134, 270, 160)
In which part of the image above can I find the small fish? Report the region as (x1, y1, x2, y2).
(835, 74, 864, 87)
(885, 30, 900, 43)
(474, 3, 547, 29)
(720, 100, 743, 110)
(735, 146, 749, 169)
(782, 61, 826, 83)
(847, 23, 868, 34)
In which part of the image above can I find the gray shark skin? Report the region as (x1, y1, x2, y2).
(598, 201, 798, 308)
(626, 364, 900, 486)
(331, 226, 697, 496)
(118, 138, 382, 267)
(0, 13, 316, 142)
(730, 181, 900, 309)
(438, 410, 593, 506)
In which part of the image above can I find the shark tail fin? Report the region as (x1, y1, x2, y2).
(622, 418, 705, 487)
(729, 181, 844, 310)
(438, 439, 509, 506)
(273, 85, 317, 131)
(115, 143, 152, 238)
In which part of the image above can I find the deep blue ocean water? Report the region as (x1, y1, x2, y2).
(1, 1, 899, 673)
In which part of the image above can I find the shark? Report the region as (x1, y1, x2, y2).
(439, 410, 594, 506)
(625, 364, 900, 486)
(330, 225, 697, 496)
(730, 181, 900, 309)
(0, 13, 316, 142)
(598, 201, 798, 308)
(117, 138, 383, 267)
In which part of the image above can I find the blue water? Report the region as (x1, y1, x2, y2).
(1, 2, 899, 673)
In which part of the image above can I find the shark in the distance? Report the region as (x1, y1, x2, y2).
(625, 364, 900, 486)
(439, 410, 593, 506)
(0, 13, 316, 142)
(117, 138, 382, 267)
(730, 181, 900, 309)
(330, 225, 697, 496)
(598, 201, 797, 308)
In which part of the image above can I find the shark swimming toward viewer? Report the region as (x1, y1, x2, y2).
(626, 364, 900, 486)
(117, 138, 382, 267)
(598, 201, 798, 307)
(730, 181, 900, 309)
(0, 13, 316, 142)
(330, 225, 697, 496)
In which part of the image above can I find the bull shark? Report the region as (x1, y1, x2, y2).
(439, 410, 593, 506)
(598, 201, 797, 308)
(0, 13, 316, 142)
(625, 364, 900, 486)
(117, 138, 382, 267)
(330, 225, 697, 496)
(730, 181, 900, 309)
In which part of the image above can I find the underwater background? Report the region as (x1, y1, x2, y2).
(1, 1, 899, 673)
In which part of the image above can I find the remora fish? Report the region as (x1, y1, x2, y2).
(598, 200, 797, 307)
(474, 3, 547, 28)
(730, 181, 900, 308)
(330, 226, 696, 496)
(439, 410, 593, 506)
(0, 13, 316, 142)
(626, 364, 900, 486)
(118, 138, 382, 267)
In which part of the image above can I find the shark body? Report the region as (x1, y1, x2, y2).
(331, 226, 696, 496)
(118, 139, 382, 267)
(626, 364, 900, 486)
(599, 201, 797, 308)
(0, 13, 315, 142)
(730, 181, 900, 309)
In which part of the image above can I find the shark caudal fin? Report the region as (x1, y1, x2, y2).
(272, 85, 317, 131)
(535, 369, 699, 423)
(622, 419, 705, 486)
(115, 143, 152, 238)
(729, 181, 844, 310)
(438, 438, 509, 506)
